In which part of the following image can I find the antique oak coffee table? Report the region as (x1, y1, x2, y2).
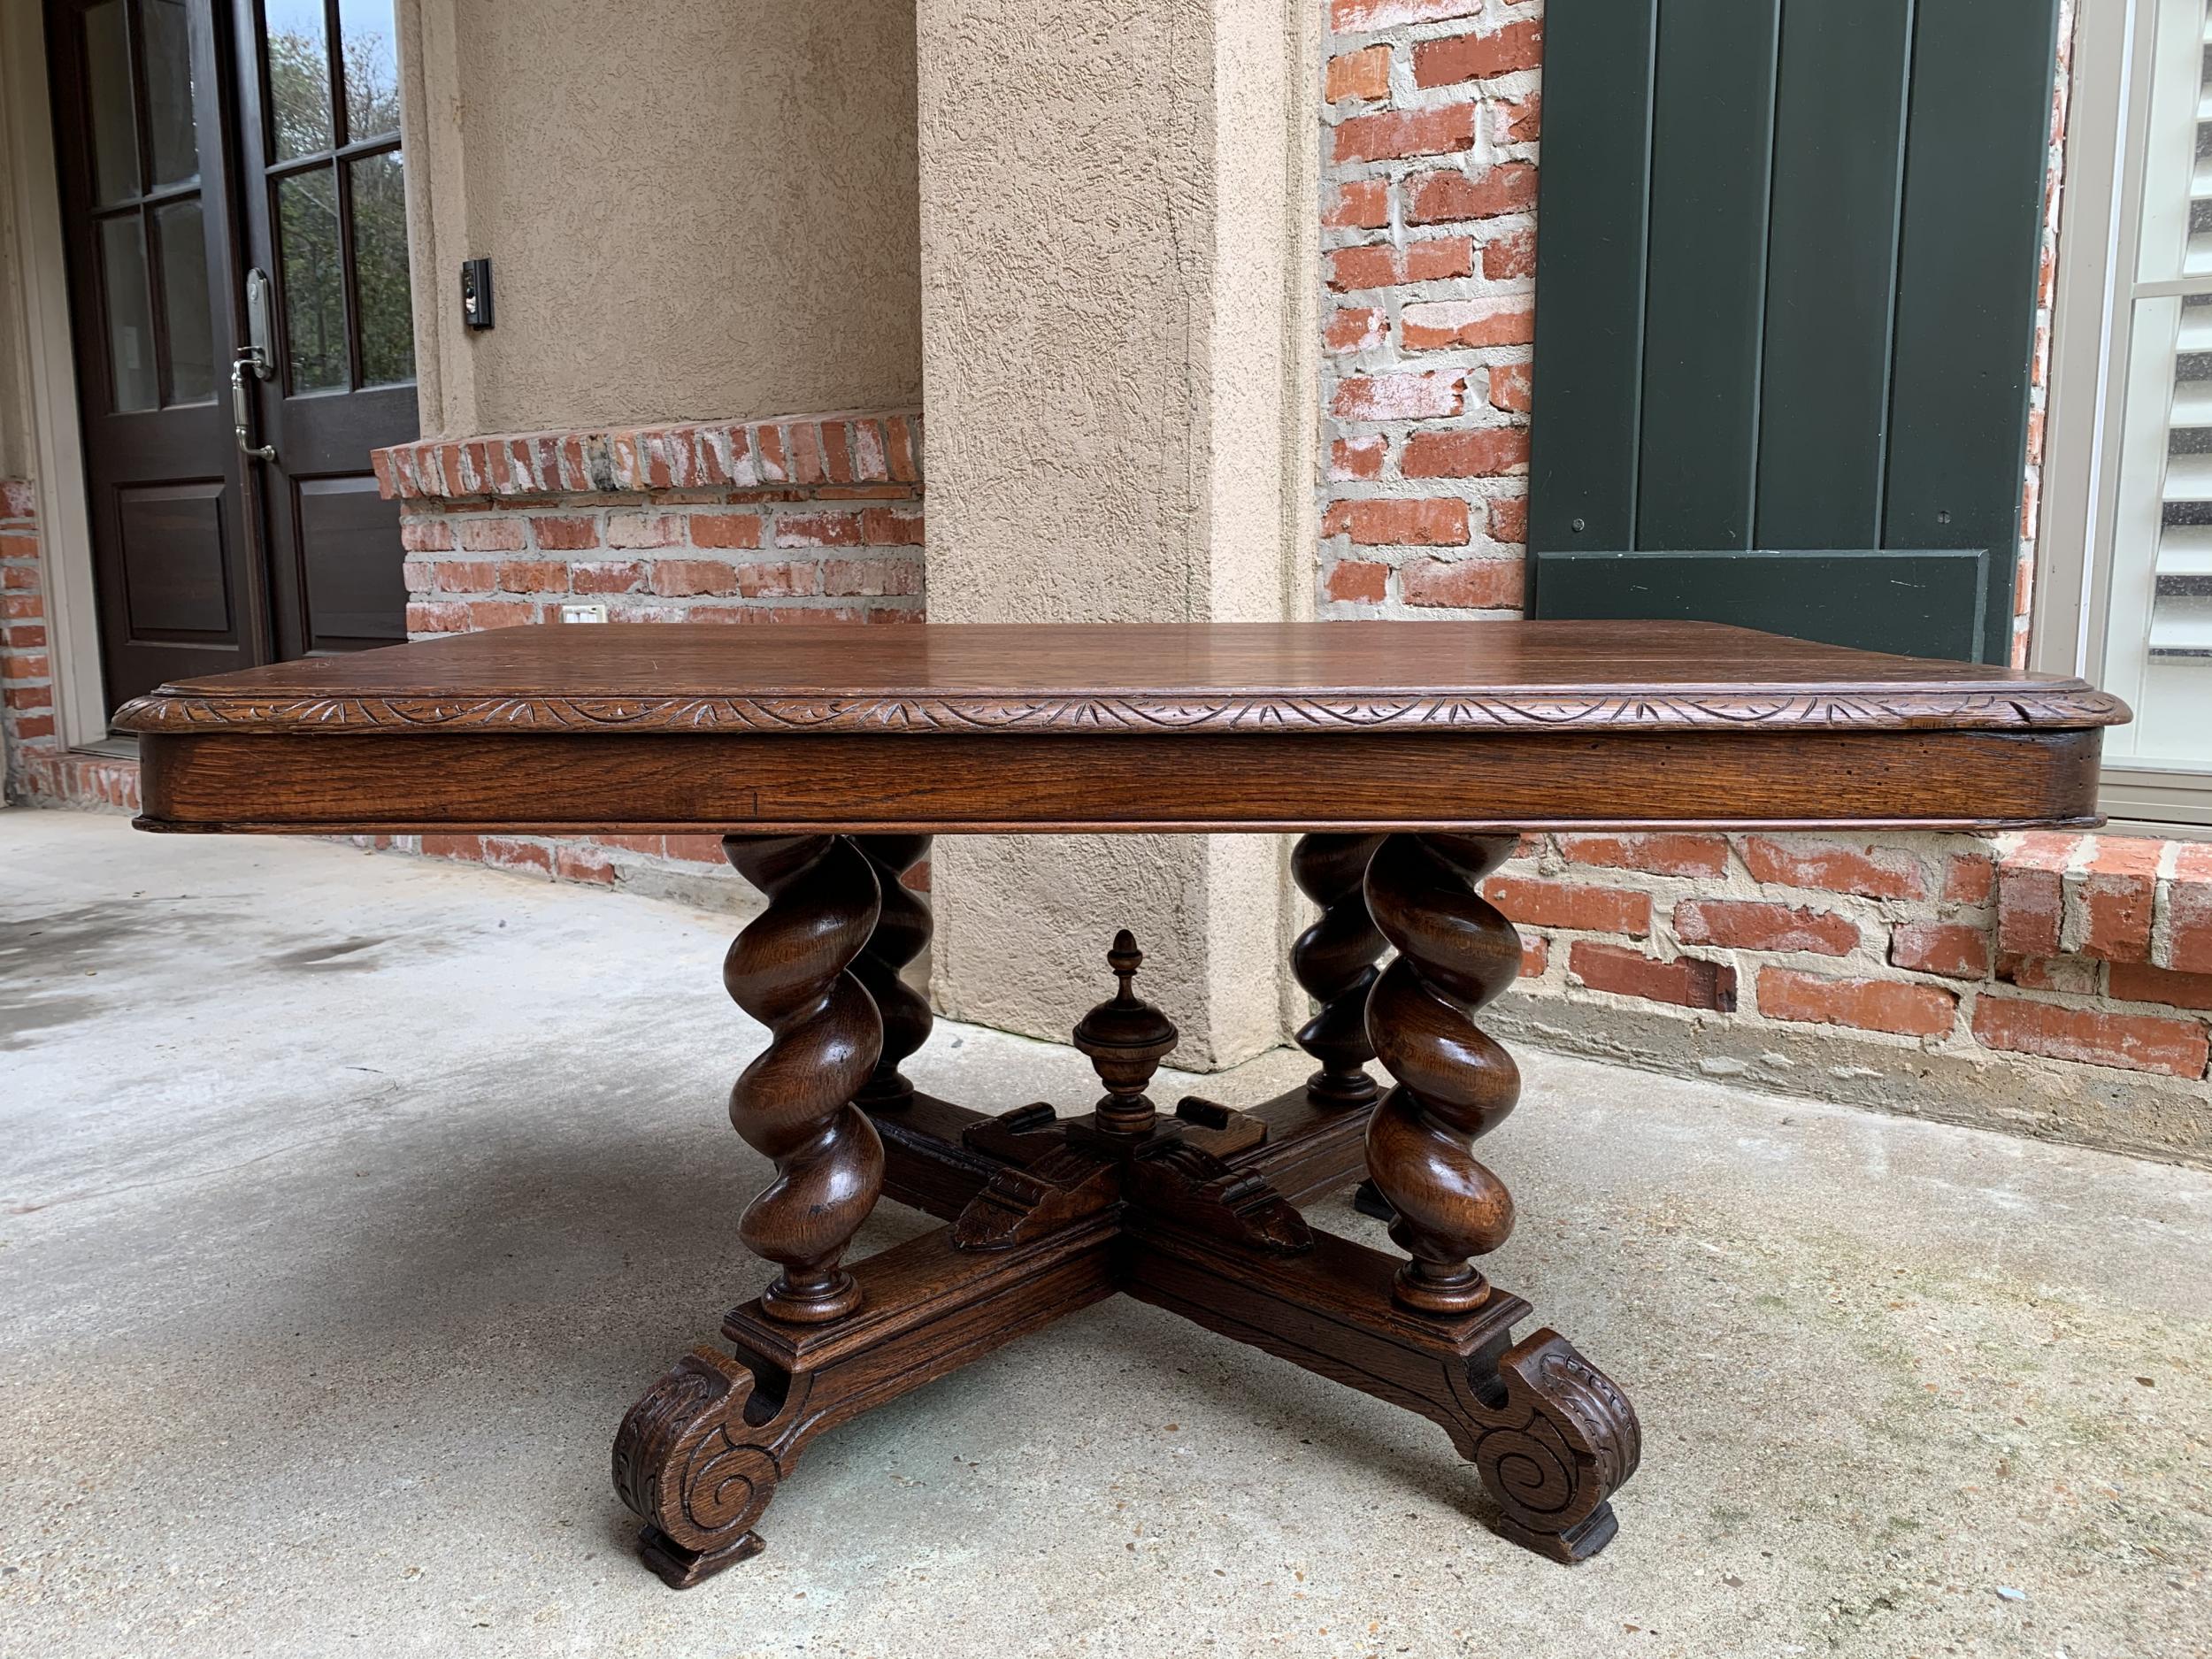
(117, 620, 2124, 1586)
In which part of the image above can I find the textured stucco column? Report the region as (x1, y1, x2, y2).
(396, 0, 921, 434)
(917, 0, 1321, 1066)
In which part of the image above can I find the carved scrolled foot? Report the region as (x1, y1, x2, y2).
(612, 1347, 794, 1588)
(851, 834, 933, 1107)
(723, 834, 887, 1325)
(1457, 1329, 1642, 1563)
(1291, 833, 1388, 1109)
(1362, 833, 1523, 1315)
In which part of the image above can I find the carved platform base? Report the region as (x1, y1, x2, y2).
(615, 1218, 1118, 1585)
(613, 1074, 1640, 1586)
(615, 911, 1637, 1586)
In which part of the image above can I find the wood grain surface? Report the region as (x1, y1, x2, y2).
(112, 620, 2126, 734)
(118, 622, 2120, 834)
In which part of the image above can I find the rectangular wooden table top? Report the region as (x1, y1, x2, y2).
(116, 620, 2127, 835)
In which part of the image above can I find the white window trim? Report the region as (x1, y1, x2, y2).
(2040, 0, 2212, 837)
(3, 0, 106, 749)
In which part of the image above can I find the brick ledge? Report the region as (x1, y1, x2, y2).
(1995, 831, 2212, 972)
(372, 410, 923, 503)
(12, 749, 141, 813)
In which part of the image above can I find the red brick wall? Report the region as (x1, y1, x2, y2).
(0, 482, 42, 759)
(378, 411, 925, 632)
(1319, 0, 1539, 618)
(1487, 831, 2209, 1104)
(0, 481, 140, 812)
(1316, 2, 2211, 1132)
(357, 409, 925, 895)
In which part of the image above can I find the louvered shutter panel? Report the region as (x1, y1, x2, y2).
(2146, 6, 2212, 660)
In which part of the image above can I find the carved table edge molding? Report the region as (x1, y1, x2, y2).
(110, 684, 2131, 737)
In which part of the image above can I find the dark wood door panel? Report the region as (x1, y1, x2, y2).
(98, 476, 252, 690)
(271, 382, 416, 475)
(286, 472, 406, 650)
(116, 480, 234, 637)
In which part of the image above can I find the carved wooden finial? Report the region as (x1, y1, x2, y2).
(1073, 930, 1178, 1134)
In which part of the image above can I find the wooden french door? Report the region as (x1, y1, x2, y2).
(231, 0, 415, 665)
(49, 0, 255, 704)
(47, 0, 416, 721)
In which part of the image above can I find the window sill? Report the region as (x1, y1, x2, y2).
(2099, 763, 2212, 836)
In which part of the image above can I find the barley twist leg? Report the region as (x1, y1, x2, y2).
(1362, 833, 1522, 1315)
(723, 833, 886, 1324)
(851, 834, 933, 1106)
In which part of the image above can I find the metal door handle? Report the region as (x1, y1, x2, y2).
(232, 350, 274, 462)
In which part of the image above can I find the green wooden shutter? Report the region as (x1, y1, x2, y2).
(1526, 0, 2062, 664)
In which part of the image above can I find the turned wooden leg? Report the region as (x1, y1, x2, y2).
(1362, 832, 1521, 1315)
(1292, 834, 1395, 1218)
(1291, 833, 1389, 1108)
(851, 834, 933, 1107)
(722, 833, 887, 1325)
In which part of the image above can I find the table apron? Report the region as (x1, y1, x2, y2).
(132, 726, 2104, 833)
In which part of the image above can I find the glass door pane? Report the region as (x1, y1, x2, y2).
(262, 0, 334, 158)
(98, 214, 157, 411)
(83, 0, 140, 204)
(142, 0, 201, 186)
(153, 197, 215, 401)
(350, 150, 411, 384)
(254, 0, 413, 393)
(276, 167, 345, 389)
(336, 0, 401, 141)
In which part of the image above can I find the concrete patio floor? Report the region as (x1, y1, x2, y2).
(2, 807, 2208, 1659)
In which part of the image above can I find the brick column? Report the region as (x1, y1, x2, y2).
(915, 0, 1321, 1065)
(1317, 1, 1541, 618)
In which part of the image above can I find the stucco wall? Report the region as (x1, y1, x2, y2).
(400, 0, 921, 437)
(917, 0, 1319, 1068)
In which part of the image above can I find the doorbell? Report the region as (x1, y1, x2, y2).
(460, 258, 494, 331)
